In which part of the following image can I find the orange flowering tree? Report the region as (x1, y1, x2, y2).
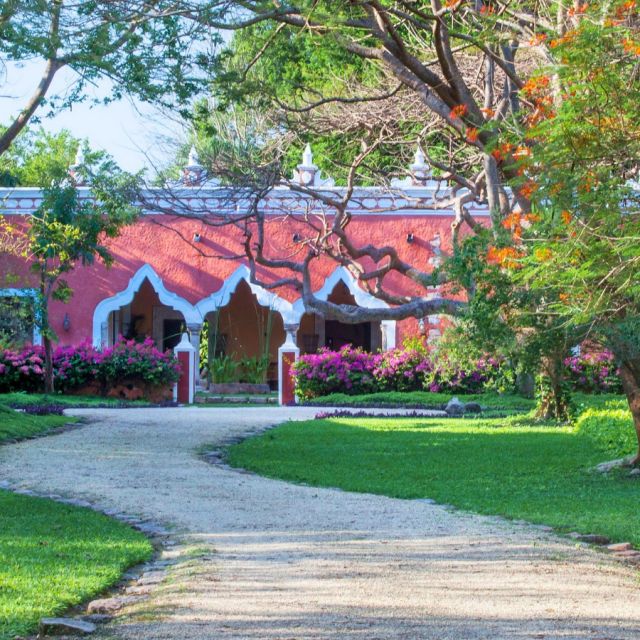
(496, 2, 640, 457)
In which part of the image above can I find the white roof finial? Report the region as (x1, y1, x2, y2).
(187, 145, 200, 168)
(302, 143, 315, 168)
(411, 144, 427, 171)
(73, 145, 84, 167)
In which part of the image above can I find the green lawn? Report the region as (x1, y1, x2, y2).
(0, 403, 72, 442)
(227, 395, 640, 546)
(0, 406, 153, 639)
(1, 392, 153, 408)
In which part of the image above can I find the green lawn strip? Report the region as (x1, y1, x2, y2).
(304, 390, 536, 412)
(0, 404, 73, 443)
(1, 392, 153, 408)
(227, 396, 639, 546)
(0, 491, 152, 639)
(0, 406, 153, 639)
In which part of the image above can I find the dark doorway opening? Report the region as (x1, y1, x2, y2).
(325, 320, 372, 351)
(163, 319, 184, 351)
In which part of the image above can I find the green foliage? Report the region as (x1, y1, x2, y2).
(576, 398, 636, 459)
(227, 395, 639, 546)
(208, 354, 239, 384)
(240, 355, 270, 384)
(0, 129, 85, 187)
(0, 490, 151, 639)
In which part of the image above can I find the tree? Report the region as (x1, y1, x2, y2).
(0, 0, 216, 156)
(0, 127, 82, 186)
(3, 155, 139, 392)
(509, 5, 640, 461)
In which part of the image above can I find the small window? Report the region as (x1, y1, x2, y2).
(0, 294, 35, 348)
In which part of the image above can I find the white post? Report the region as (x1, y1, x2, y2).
(174, 332, 196, 404)
(278, 323, 300, 405)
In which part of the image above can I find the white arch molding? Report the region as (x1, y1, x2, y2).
(195, 265, 297, 324)
(92, 263, 396, 350)
(292, 267, 396, 349)
(92, 264, 201, 347)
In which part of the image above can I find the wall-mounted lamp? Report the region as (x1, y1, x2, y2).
(63, 313, 71, 332)
(292, 233, 302, 243)
(193, 233, 201, 243)
(406, 232, 415, 244)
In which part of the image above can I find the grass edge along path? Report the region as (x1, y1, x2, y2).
(0, 406, 153, 640)
(227, 395, 640, 548)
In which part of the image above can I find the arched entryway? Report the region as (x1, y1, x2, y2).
(92, 264, 201, 349)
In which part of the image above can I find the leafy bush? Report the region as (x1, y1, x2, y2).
(208, 354, 239, 383)
(564, 350, 622, 394)
(0, 337, 180, 393)
(240, 355, 270, 384)
(54, 342, 102, 391)
(0, 347, 45, 392)
(575, 397, 635, 457)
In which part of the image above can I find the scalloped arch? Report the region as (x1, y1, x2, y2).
(195, 265, 297, 324)
(92, 264, 201, 346)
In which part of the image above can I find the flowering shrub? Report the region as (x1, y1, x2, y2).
(373, 348, 432, 392)
(564, 350, 622, 394)
(292, 346, 379, 400)
(98, 337, 181, 387)
(54, 342, 102, 391)
(293, 346, 509, 400)
(0, 337, 180, 394)
(0, 346, 45, 393)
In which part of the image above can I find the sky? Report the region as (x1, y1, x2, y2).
(0, 60, 189, 175)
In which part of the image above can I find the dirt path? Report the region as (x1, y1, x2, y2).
(1, 407, 639, 640)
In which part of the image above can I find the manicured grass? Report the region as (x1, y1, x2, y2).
(0, 491, 152, 639)
(227, 395, 640, 546)
(1, 392, 153, 408)
(305, 390, 536, 412)
(0, 405, 153, 639)
(0, 404, 72, 442)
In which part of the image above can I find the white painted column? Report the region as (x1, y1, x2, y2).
(380, 320, 396, 350)
(187, 323, 203, 385)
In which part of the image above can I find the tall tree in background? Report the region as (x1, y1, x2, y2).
(0, 127, 86, 186)
(0, 0, 216, 156)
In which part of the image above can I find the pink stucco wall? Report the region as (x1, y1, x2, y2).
(0, 210, 474, 347)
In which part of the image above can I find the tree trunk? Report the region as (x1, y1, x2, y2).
(618, 361, 640, 466)
(536, 354, 572, 422)
(43, 333, 55, 394)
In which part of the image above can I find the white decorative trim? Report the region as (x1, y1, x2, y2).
(92, 264, 201, 347)
(195, 264, 298, 324)
(292, 266, 389, 320)
(0, 288, 41, 345)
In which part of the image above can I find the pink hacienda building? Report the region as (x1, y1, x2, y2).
(0, 146, 490, 390)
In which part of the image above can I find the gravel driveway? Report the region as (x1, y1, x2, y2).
(1, 407, 639, 640)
